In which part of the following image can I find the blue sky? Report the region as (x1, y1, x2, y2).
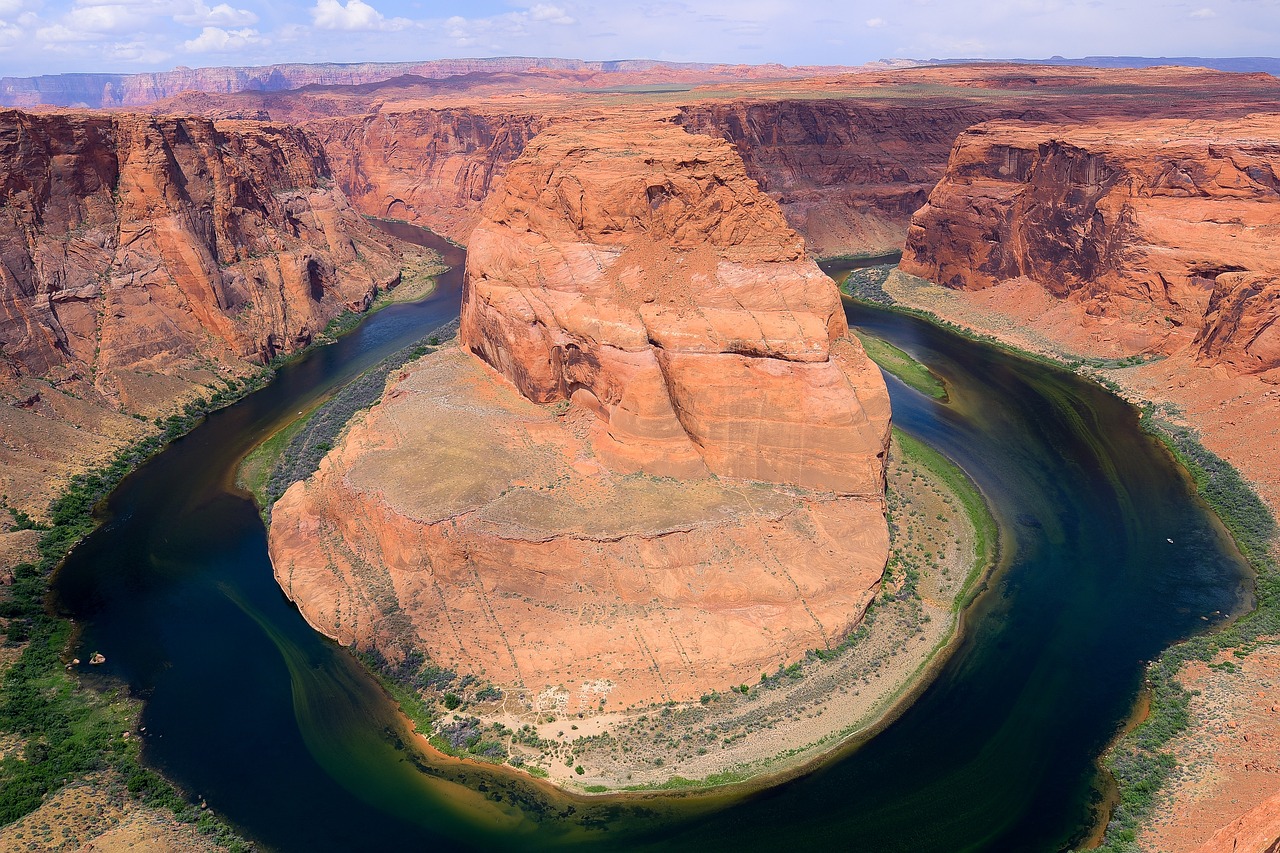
(1, 0, 1276, 77)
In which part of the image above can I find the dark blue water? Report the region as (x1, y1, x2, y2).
(52, 230, 1251, 851)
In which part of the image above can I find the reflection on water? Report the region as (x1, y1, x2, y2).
(54, 238, 1250, 851)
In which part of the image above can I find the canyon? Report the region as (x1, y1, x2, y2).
(0, 57, 1278, 848)
(267, 117, 892, 718)
(0, 109, 405, 515)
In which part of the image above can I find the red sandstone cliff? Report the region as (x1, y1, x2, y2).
(676, 101, 1014, 256)
(900, 116, 1280, 373)
(268, 118, 891, 710)
(306, 109, 545, 243)
(0, 108, 402, 512)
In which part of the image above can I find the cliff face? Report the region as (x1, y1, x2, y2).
(462, 117, 890, 494)
(306, 109, 545, 243)
(676, 101, 1014, 256)
(900, 116, 1280, 372)
(0, 108, 401, 511)
(304, 100, 1010, 255)
(269, 118, 892, 710)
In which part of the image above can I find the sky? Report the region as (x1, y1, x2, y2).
(1, 0, 1277, 77)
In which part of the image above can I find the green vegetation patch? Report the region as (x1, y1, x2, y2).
(853, 330, 948, 400)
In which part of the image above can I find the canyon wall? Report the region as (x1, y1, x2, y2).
(900, 116, 1280, 373)
(0, 108, 402, 512)
(269, 118, 892, 710)
(302, 100, 1012, 254)
(0, 58, 860, 110)
(305, 109, 546, 243)
(676, 101, 1014, 256)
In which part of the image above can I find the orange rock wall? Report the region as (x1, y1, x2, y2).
(676, 101, 1010, 256)
(0, 108, 401, 397)
(0, 108, 403, 513)
(461, 118, 892, 495)
(307, 109, 545, 243)
(900, 116, 1280, 373)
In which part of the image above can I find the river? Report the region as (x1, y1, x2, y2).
(51, 226, 1251, 851)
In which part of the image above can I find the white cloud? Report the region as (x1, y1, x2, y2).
(528, 3, 574, 25)
(866, 16, 886, 27)
(182, 24, 264, 51)
(1190, 7, 1215, 18)
(36, 22, 96, 42)
(104, 37, 169, 62)
(63, 3, 150, 34)
(310, 0, 408, 31)
(175, 1, 258, 27)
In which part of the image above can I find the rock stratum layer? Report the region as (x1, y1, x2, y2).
(901, 115, 1280, 375)
(269, 118, 892, 711)
(0, 108, 402, 512)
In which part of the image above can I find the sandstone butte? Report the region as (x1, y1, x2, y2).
(0, 108, 402, 513)
(267, 117, 892, 712)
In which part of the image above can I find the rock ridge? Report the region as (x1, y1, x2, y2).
(900, 115, 1280, 374)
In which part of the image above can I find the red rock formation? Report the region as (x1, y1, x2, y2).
(306, 109, 545, 243)
(1193, 789, 1280, 853)
(0, 108, 402, 511)
(462, 117, 890, 494)
(269, 118, 891, 710)
(676, 101, 1009, 256)
(900, 115, 1280, 371)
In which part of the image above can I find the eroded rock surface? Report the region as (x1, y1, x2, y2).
(269, 119, 891, 710)
(900, 116, 1280, 373)
(0, 108, 402, 512)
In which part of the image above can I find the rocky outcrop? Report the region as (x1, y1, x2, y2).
(900, 116, 1280, 372)
(0, 108, 402, 511)
(462, 117, 890, 494)
(269, 118, 891, 710)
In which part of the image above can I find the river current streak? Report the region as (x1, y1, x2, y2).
(52, 230, 1250, 852)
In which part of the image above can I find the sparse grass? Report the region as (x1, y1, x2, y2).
(893, 429, 996, 611)
(254, 319, 459, 516)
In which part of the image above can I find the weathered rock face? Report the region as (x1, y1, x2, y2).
(900, 116, 1280, 372)
(0, 108, 401, 511)
(307, 109, 545, 243)
(676, 101, 1011, 257)
(461, 118, 891, 495)
(269, 118, 891, 710)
